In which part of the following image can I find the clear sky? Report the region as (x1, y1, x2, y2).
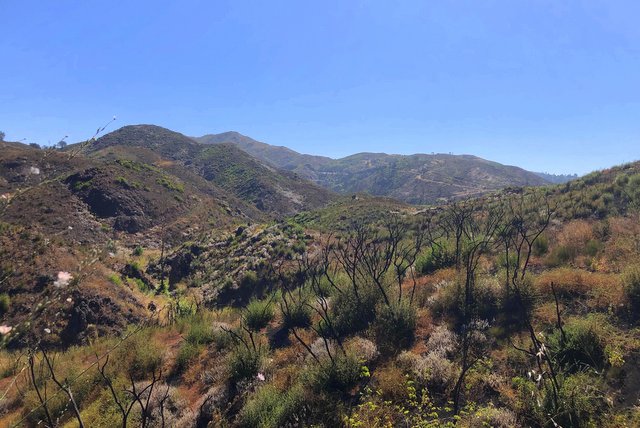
(1, 0, 638, 175)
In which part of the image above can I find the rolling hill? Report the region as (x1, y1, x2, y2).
(91, 125, 334, 216)
(195, 131, 549, 204)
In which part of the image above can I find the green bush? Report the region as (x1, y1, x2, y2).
(548, 320, 606, 371)
(113, 330, 163, 380)
(175, 341, 201, 374)
(0, 294, 10, 316)
(228, 346, 263, 383)
(305, 352, 362, 393)
(185, 318, 215, 345)
(623, 265, 640, 321)
(133, 246, 144, 256)
(331, 286, 379, 337)
(128, 277, 148, 293)
(532, 234, 549, 256)
(156, 176, 184, 192)
(240, 384, 305, 428)
(240, 270, 260, 290)
(584, 239, 603, 257)
(107, 273, 122, 286)
(282, 301, 312, 329)
(373, 302, 416, 356)
(545, 245, 574, 267)
(543, 372, 608, 427)
(416, 245, 455, 275)
(244, 298, 275, 332)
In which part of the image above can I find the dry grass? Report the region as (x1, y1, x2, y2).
(535, 268, 623, 309)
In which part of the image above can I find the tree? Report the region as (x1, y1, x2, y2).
(441, 200, 504, 413)
(0, 131, 5, 141)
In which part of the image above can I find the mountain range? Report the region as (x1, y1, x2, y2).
(195, 131, 553, 204)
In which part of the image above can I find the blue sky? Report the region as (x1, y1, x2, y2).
(1, 0, 638, 174)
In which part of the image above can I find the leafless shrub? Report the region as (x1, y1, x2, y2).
(425, 325, 458, 357)
(347, 337, 379, 364)
(417, 352, 458, 392)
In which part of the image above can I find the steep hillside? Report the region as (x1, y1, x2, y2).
(196, 131, 549, 204)
(95, 125, 334, 216)
(0, 141, 258, 242)
(0, 137, 266, 349)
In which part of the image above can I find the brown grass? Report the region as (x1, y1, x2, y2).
(535, 268, 623, 309)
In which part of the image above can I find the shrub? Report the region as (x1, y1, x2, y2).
(240, 384, 305, 428)
(240, 270, 260, 290)
(374, 365, 409, 402)
(175, 342, 201, 374)
(305, 352, 362, 393)
(425, 325, 458, 357)
(543, 372, 608, 427)
(211, 322, 235, 350)
(133, 246, 144, 256)
(185, 318, 215, 345)
(347, 337, 379, 364)
(545, 245, 574, 267)
(156, 176, 184, 192)
(331, 286, 379, 337)
(113, 330, 163, 380)
(416, 245, 455, 275)
(128, 277, 148, 293)
(623, 265, 640, 320)
(585, 239, 603, 257)
(0, 294, 10, 316)
(107, 273, 122, 286)
(244, 297, 275, 332)
(548, 320, 606, 371)
(460, 404, 518, 428)
(416, 352, 458, 393)
(281, 301, 312, 329)
(532, 234, 549, 256)
(373, 302, 417, 356)
(228, 346, 263, 383)
(430, 280, 464, 321)
(474, 276, 501, 320)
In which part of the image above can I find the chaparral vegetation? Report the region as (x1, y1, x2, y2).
(1, 126, 640, 428)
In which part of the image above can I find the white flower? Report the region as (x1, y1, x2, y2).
(256, 373, 265, 381)
(29, 166, 40, 175)
(536, 344, 546, 359)
(0, 325, 13, 335)
(53, 271, 73, 288)
(44, 328, 51, 334)
(66, 297, 73, 303)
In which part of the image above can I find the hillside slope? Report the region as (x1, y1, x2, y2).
(95, 125, 334, 216)
(196, 131, 548, 204)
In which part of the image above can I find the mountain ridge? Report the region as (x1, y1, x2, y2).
(195, 131, 550, 204)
